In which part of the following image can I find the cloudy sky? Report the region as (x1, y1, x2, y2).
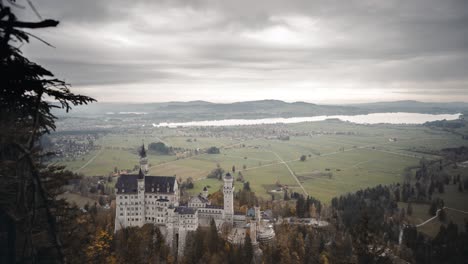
(15, 0, 468, 103)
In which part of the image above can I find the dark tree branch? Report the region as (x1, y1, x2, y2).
(24, 32, 55, 48)
(0, 19, 59, 29)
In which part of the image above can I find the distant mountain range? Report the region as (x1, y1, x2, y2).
(56, 100, 468, 122)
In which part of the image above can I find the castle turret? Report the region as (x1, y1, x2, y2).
(223, 173, 234, 223)
(202, 186, 208, 199)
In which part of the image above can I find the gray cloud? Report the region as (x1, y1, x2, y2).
(10, 0, 468, 102)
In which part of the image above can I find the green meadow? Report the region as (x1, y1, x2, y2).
(57, 120, 468, 204)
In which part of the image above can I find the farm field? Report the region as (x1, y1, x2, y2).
(56, 120, 468, 203)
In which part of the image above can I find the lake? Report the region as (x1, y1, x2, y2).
(154, 112, 461, 128)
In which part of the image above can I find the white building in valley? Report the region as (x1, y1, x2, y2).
(114, 145, 274, 256)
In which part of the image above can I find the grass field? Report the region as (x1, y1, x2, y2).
(56, 120, 468, 204)
(399, 184, 468, 237)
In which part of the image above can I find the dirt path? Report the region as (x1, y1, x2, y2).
(416, 207, 468, 228)
(74, 148, 103, 173)
(270, 151, 309, 196)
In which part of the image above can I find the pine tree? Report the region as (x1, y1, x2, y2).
(296, 195, 305, 217)
(438, 208, 446, 222)
(0, 3, 95, 263)
(407, 202, 413, 216)
(438, 182, 445, 193)
(243, 233, 253, 264)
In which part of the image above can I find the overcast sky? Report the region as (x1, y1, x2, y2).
(15, 0, 468, 103)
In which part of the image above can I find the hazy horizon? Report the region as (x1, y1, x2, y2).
(55, 99, 468, 105)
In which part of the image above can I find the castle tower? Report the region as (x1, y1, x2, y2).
(137, 169, 145, 226)
(139, 143, 148, 174)
(250, 221, 258, 246)
(166, 207, 176, 250)
(254, 206, 261, 225)
(223, 173, 234, 223)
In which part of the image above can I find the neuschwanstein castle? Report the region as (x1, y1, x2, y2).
(114, 145, 274, 256)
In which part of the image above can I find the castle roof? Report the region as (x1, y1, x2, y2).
(145, 176, 176, 193)
(115, 174, 176, 194)
(198, 194, 209, 203)
(174, 207, 197, 215)
(189, 195, 209, 204)
(115, 174, 138, 193)
(205, 205, 223, 209)
(224, 172, 233, 180)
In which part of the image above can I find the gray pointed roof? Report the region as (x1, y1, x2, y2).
(115, 174, 176, 194)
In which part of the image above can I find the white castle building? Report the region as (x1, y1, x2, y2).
(114, 145, 274, 256)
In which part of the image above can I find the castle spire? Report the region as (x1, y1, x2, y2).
(139, 142, 147, 158)
(138, 168, 144, 179)
(139, 142, 148, 174)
